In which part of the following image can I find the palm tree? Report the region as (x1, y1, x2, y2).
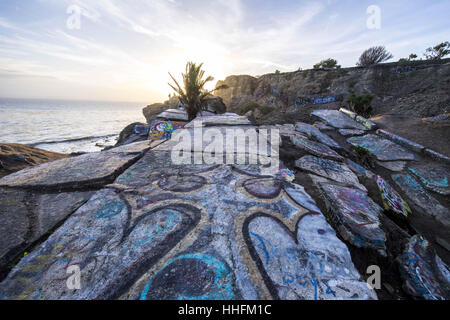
(169, 62, 228, 121)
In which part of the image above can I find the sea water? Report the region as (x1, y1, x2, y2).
(0, 98, 147, 153)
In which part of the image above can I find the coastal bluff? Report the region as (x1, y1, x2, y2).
(0, 109, 449, 300)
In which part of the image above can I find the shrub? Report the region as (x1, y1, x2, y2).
(241, 101, 260, 114)
(424, 41, 450, 60)
(313, 58, 341, 69)
(357, 46, 393, 67)
(399, 53, 418, 64)
(169, 62, 228, 121)
(259, 105, 274, 115)
(346, 93, 374, 117)
(240, 101, 273, 116)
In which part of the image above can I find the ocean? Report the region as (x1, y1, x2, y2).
(0, 98, 147, 154)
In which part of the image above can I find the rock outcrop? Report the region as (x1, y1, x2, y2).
(142, 103, 171, 124)
(115, 122, 148, 147)
(0, 144, 67, 178)
(0, 141, 151, 278)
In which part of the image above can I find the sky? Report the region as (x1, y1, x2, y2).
(0, 0, 449, 103)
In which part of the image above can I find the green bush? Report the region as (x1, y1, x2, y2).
(240, 101, 274, 116)
(259, 105, 274, 115)
(313, 58, 341, 69)
(241, 101, 260, 114)
(346, 93, 374, 117)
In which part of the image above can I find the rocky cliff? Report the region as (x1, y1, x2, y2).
(215, 59, 450, 124)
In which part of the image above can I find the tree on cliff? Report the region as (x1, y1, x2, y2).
(169, 62, 228, 121)
(356, 46, 393, 67)
(313, 58, 341, 69)
(424, 41, 450, 60)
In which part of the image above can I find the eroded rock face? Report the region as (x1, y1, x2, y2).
(319, 184, 386, 252)
(214, 60, 450, 120)
(397, 235, 450, 300)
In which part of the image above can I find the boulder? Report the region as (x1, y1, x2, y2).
(295, 155, 366, 191)
(392, 174, 450, 228)
(201, 96, 227, 114)
(142, 103, 170, 124)
(115, 122, 148, 147)
(312, 110, 367, 131)
(0, 141, 151, 191)
(347, 134, 416, 161)
(320, 184, 386, 252)
(290, 134, 344, 161)
(397, 235, 450, 300)
(295, 122, 342, 149)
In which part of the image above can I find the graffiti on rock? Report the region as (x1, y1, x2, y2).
(290, 134, 343, 161)
(295, 155, 366, 191)
(0, 114, 378, 301)
(295, 122, 342, 150)
(320, 184, 386, 251)
(149, 120, 186, 141)
(392, 174, 449, 227)
(312, 110, 367, 130)
(397, 235, 450, 300)
(139, 253, 235, 300)
(376, 176, 411, 218)
(347, 134, 416, 161)
(244, 213, 375, 300)
(408, 167, 450, 195)
(295, 96, 338, 107)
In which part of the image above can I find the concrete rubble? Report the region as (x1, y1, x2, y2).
(0, 113, 376, 300)
(1, 107, 449, 301)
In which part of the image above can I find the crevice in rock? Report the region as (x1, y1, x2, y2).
(278, 135, 417, 300)
(0, 194, 93, 282)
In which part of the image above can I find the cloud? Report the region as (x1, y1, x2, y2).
(0, 0, 449, 101)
